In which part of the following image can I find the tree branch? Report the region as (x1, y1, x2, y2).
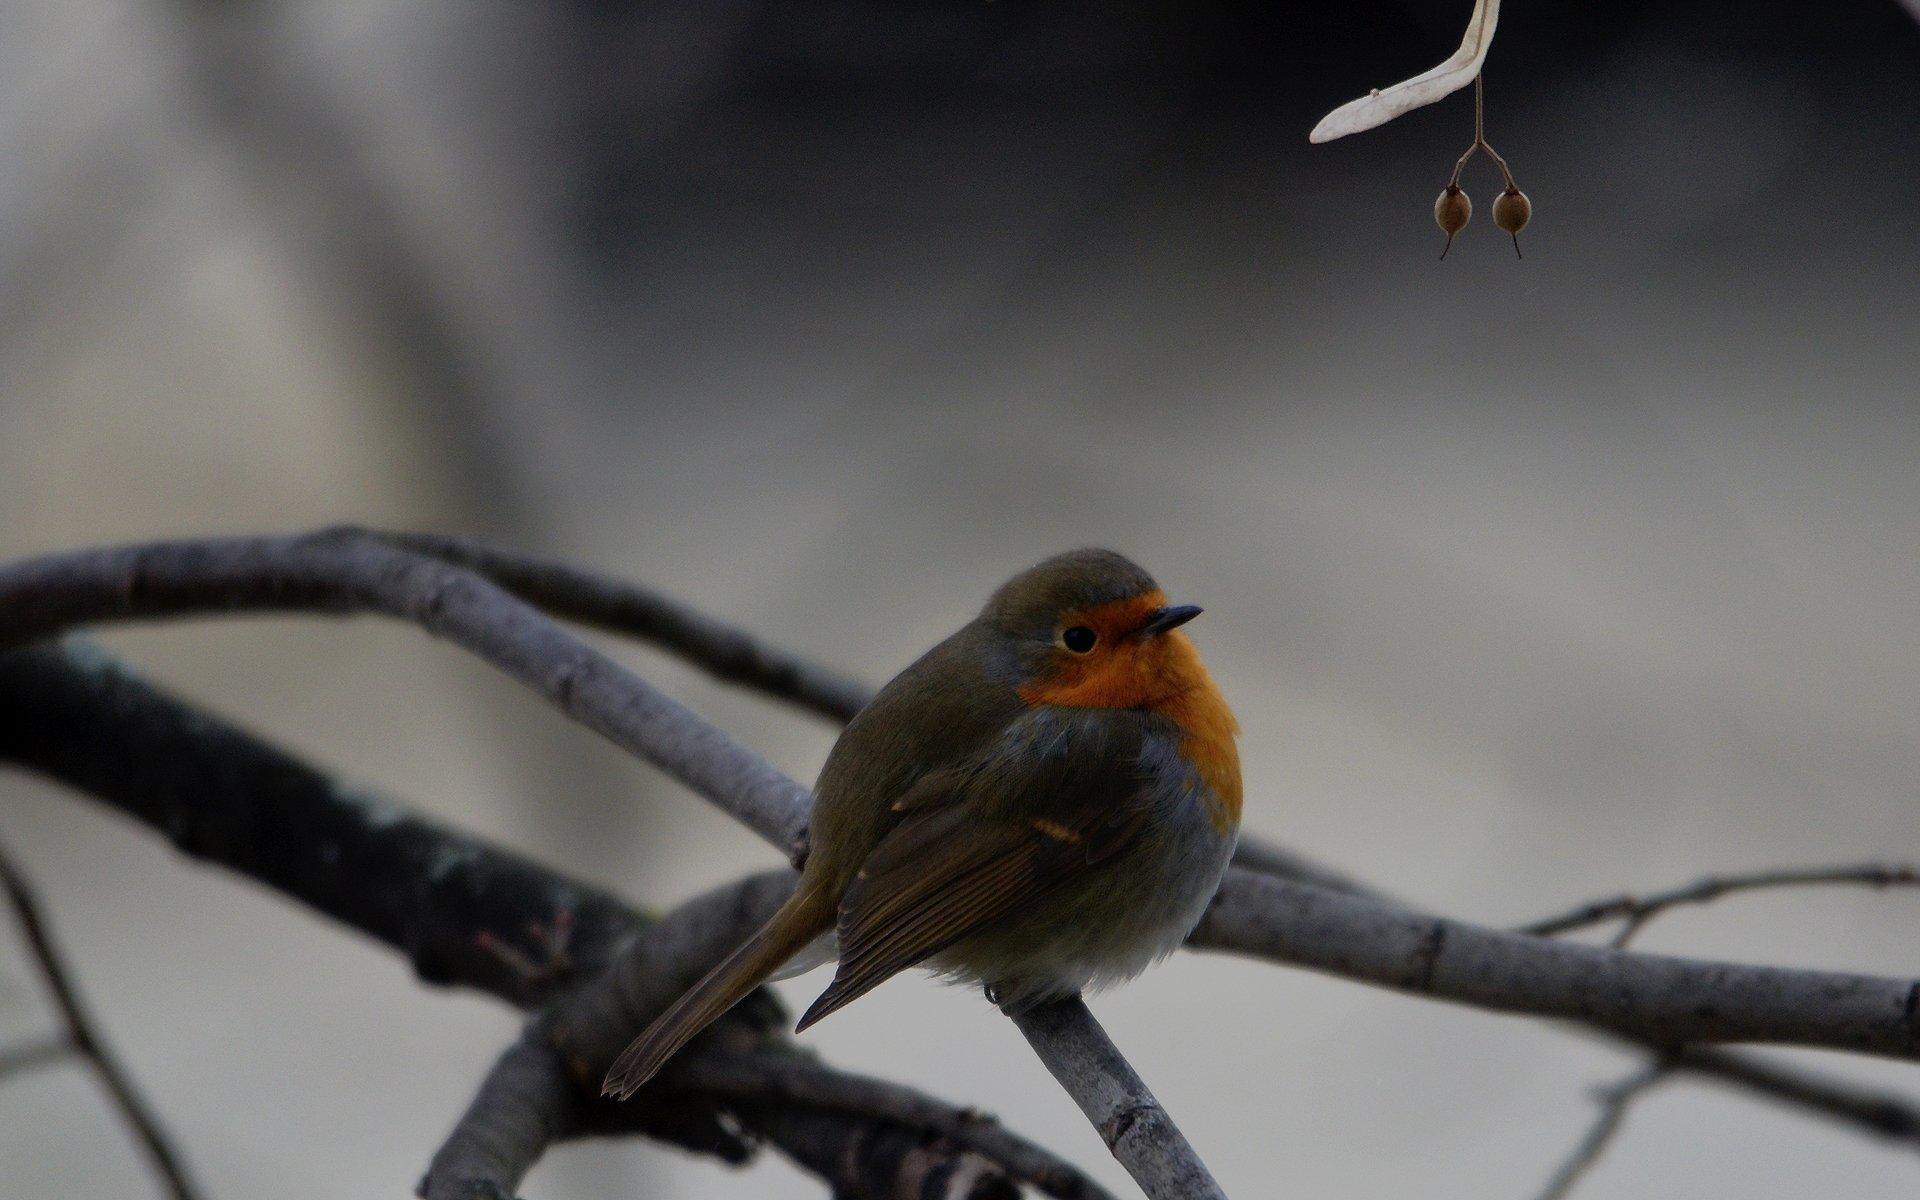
(0, 837, 202, 1200)
(1529, 1065, 1668, 1200)
(519, 866, 1119, 1199)
(736, 1105, 1022, 1200)
(0, 533, 1223, 1193)
(0, 642, 1104, 1199)
(1192, 869, 1920, 1059)
(0, 638, 643, 1003)
(367, 530, 870, 722)
(1009, 998, 1227, 1200)
(420, 1028, 763, 1200)
(427, 1007, 1110, 1200)
(421, 1033, 596, 1200)
(676, 1048, 1120, 1199)
(1516, 863, 1920, 947)
(8, 533, 1920, 1194)
(0, 529, 813, 854)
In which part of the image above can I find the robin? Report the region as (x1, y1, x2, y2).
(604, 547, 1241, 1097)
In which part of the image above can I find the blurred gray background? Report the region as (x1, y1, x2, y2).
(2, 1, 1919, 1196)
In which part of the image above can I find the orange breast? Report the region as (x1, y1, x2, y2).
(1017, 592, 1243, 833)
(1163, 666, 1242, 834)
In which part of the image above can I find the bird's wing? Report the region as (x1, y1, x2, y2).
(794, 707, 1157, 1030)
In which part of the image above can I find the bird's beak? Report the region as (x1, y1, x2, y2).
(1139, 604, 1202, 637)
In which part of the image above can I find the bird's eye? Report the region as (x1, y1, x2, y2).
(1061, 626, 1098, 654)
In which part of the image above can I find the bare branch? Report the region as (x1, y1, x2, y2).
(421, 1030, 760, 1200)
(676, 1048, 1119, 1200)
(0, 530, 814, 854)
(1530, 1066, 1668, 1200)
(0, 639, 647, 1003)
(1009, 997, 1227, 1200)
(425, 1015, 1091, 1200)
(1193, 870, 1920, 1060)
(0, 535, 1225, 1190)
(0, 642, 1101, 1198)
(420, 1034, 593, 1200)
(11, 536, 1920, 1192)
(0, 838, 203, 1200)
(369, 530, 871, 722)
(524, 868, 1118, 1197)
(1516, 863, 1920, 946)
(738, 1105, 1022, 1200)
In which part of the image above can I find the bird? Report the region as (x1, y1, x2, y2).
(603, 547, 1241, 1098)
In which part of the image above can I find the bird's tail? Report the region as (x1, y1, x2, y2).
(602, 882, 836, 1099)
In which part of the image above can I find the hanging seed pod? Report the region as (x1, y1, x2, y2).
(1493, 186, 1531, 258)
(1434, 184, 1472, 235)
(1434, 184, 1471, 259)
(1493, 186, 1530, 233)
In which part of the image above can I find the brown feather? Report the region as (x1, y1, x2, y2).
(797, 845, 1039, 1029)
(602, 882, 835, 1098)
(794, 741, 1156, 1032)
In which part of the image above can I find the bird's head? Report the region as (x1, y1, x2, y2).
(982, 549, 1208, 710)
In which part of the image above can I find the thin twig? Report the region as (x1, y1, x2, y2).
(368, 530, 871, 722)
(1531, 1065, 1668, 1200)
(1009, 997, 1228, 1200)
(1516, 863, 1920, 947)
(1446, 74, 1517, 190)
(0, 839, 203, 1200)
